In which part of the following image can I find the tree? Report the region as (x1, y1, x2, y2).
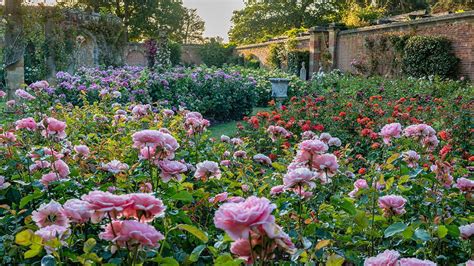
(229, 0, 341, 45)
(72, 0, 187, 41)
(179, 8, 205, 44)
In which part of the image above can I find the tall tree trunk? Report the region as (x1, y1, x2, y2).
(3, 0, 24, 99)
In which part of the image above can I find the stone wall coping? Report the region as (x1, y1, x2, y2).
(235, 35, 310, 50)
(339, 10, 474, 36)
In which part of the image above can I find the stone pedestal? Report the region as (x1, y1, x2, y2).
(5, 58, 25, 99)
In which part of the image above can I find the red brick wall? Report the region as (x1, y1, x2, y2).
(336, 12, 474, 80)
(235, 37, 310, 69)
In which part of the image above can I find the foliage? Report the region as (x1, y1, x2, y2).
(342, 2, 386, 27)
(267, 43, 286, 70)
(0, 71, 472, 265)
(401, 36, 459, 79)
(198, 39, 236, 67)
(168, 42, 182, 66)
(179, 8, 205, 44)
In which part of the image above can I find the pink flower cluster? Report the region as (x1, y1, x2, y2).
(379, 123, 402, 144)
(378, 195, 407, 217)
(194, 160, 221, 180)
(214, 196, 295, 263)
(364, 250, 436, 266)
(15, 89, 36, 100)
(267, 125, 292, 142)
(184, 112, 210, 135)
(403, 124, 439, 150)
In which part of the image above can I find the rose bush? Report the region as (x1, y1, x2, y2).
(0, 73, 472, 265)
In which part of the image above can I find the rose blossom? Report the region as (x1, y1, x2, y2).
(230, 238, 253, 264)
(227, 196, 245, 203)
(233, 150, 247, 159)
(0, 90, 5, 98)
(328, 137, 342, 147)
(456, 177, 474, 192)
(231, 138, 244, 146)
(162, 109, 174, 117)
(253, 154, 272, 165)
(220, 160, 231, 167)
(459, 223, 474, 239)
(209, 192, 228, 203)
(99, 220, 164, 248)
(29, 80, 49, 91)
(378, 195, 407, 217)
(15, 89, 36, 100)
(35, 225, 70, 241)
(348, 179, 368, 198)
(270, 185, 285, 195)
(466, 260, 474, 266)
(29, 160, 51, 172)
(131, 104, 150, 117)
(81, 191, 132, 222)
(32, 200, 69, 228)
(74, 145, 90, 158)
(15, 117, 37, 131)
(185, 111, 210, 135)
(267, 125, 292, 142)
(380, 123, 402, 144)
(319, 132, 332, 143)
(123, 193, 166, 222)
(40, 172, 60, 187)
(296, 140, 328, 163)
(132, 130, 179, 159)
(283, 168, 315, 189)
(398, 258, 436, 266)
(402, 150, 420, 168)
(102, 160, 129, 174)
(311, 153, 339, 176)
(0, 131, 17, 143)
(52, 159, 70, 178)
(41, 117, 67, 139)
(214, 196, 276, 240)
(220, 135, 230, 143)
(63, 199, 94, 223)
(158, 160, 188, 182)
(195, 160, 221, 180)
(364, 250, 400, 266)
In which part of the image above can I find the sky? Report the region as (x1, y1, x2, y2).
(182, 0, 245, 42)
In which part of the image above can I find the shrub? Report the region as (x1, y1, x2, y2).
(168, 41, 182, 66)
(267, 43, 285, 69)
(401, 36, 459, 79)
(198, 39, 235, 67)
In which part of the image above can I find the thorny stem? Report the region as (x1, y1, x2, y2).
(248, 233, 257, 265)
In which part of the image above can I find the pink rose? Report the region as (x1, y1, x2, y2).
(233, 150, 247, 159)
(0, 131, 16, 143)
(102, 160, 129, 174)
(221, 135, 231, 143)
(311, 153, 339, 177)
(81, 191, 132, 222)
(283, 168, 315, 189)
(0, 90, 5, 98)
(15, 89, 36, 100)
(195, 161, 221, 180)
(209, 192, 228, 203)
(29, 80, 49, 91)
(214, 196, 276, 240)
(53, 159, 70, 178)
(99, 220, 164, 248)
(185, 112, 210, 135)
(132, 130, 179, 159)
(32, 200, 69, 228)
(220, 160, 231, 167)
(158, 160, 188, 182)
(15, 117, 37, 131)
(35, 225, 70, 241)
(296, 140, 328, 163)
(63, 199, 94, 224)
(459, 223, 474, 239)
(398, 258, 436, 266)
(42, 117, 67, 139)
(270, 185, 285, 195)
(319, 132, 332, 143)
(456, 177, 474, 192)
(378, 195, 407, 217)
(349, 179, 368, 198)
(74, 145, 90, 158)
(380, 123, 402, 144)
(123, 193, 166, 222)
(230, 238, 253, 264)
(253, 154, 272, 165)
(364, 250, 400, 266)
(267, 125, 292, 142)
(40, 172, 60, 188)
(402, 150, 420, 168)
(328, 137, 342, 147)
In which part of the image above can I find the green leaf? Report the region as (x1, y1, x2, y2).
(20, 190, 43, 209)
(171, 191, 193, 203)
(154, 256, 179, 266)
(446, 224, 460, 238)
(354, 211, 369, 228)
(83, 238, 96, 253)
(24, 244, 42, 259)
(384, 222, 407, 238)
(386, 153, 400, 164)
(437, 225, 448, 238)
(271, 162, 286, 171)
(414, 228, 430, 241)
(177, 224, 208, 243)
(15, 229, 33, 246)
(188, 245, 206, 262)
(340, 198, 356, 215)
(326, 254, 344, 266)
(214, 254, 244, 266)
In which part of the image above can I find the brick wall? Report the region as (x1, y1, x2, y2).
(235, 36, 310, 68)
(336, 11, 474, 80)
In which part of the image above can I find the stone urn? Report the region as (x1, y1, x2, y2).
(269, 78, 290, 100)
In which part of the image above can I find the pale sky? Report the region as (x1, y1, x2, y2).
(182, 0, 245, 42)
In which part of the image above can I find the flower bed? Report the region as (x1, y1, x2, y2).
(0, 74, 472, 265)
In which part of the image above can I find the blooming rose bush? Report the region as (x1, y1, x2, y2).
(0, 73, 472, 265)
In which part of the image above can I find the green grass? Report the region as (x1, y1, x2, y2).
(209, 107, 271, 138)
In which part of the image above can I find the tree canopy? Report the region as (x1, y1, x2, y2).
(229, 0, 474, 45)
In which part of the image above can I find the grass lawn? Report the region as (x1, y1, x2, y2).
(209, 107, 271, 138)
